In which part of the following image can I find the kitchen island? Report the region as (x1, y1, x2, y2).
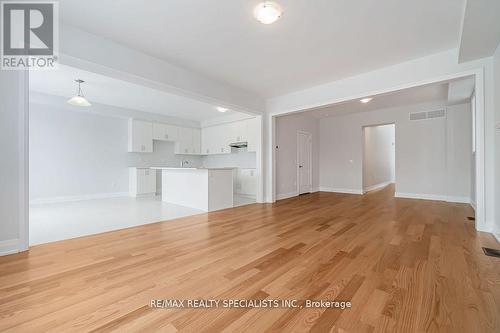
(151, 167, 234, 212)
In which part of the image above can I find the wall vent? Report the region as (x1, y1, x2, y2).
(409, 109, 446, 121)
(409, 111, 427, 121)
(427, 109, 445, 119)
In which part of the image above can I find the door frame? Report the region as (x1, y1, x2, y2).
(361, 122, 396, 194)
(296, 130, 313, 195)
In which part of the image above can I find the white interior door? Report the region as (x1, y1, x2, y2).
(297, 131, 312, 194)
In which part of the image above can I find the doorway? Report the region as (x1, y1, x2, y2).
(297, 131, 313, 195)
(362, 124, 395, 193)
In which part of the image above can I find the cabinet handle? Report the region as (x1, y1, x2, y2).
(185, 148, 188, 153)
(165, 134, 168, 139)
(141, 145, 145, 151)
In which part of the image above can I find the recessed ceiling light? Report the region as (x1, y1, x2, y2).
(216, 106, 228, 113)
(67, 79, 91, 107)
(254, 2, 283, 25)
(360, 97, 373, 104)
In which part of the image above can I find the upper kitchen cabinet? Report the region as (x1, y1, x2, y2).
(192, 128, 201, 154)
(246, 117, 259, 152)
(152, 123, 178, 142)
(175, 127, 201, 155)
(201, 125, 215, 155)
(202, 124, 230, 155)
(128, 119, 153, 153)
(228, 120, 247, 143)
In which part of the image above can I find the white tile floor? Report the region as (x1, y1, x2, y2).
(30, 194, 257, 245)
(233, 194, 257, 207)
(29, 196, 203, 245)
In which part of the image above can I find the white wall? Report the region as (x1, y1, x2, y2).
(446, 103, 473, 201)
(319, 101, 472, 202)
(0, 71, 28, 254)
(363, 124, 395, 191)
(275, 113, 319, 199)
(29, 102, 202, 202)
(202, 150, 256, 169)
(264, 50, 496, 233)
(494, 43, 500, 236)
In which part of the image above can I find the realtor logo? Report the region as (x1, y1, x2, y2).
(1, 1, 58, 69)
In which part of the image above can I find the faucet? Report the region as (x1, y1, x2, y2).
(181, 160, 189, 168)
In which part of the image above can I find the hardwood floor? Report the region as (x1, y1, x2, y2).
(1, 185, 499, 332)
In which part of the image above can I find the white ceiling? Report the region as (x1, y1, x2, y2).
(459, 0, 500, 62)
(59, 0, 465, 97)
(309, 82, 450, 118)
(29, 65, 243, 122)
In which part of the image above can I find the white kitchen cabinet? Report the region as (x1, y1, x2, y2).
(128, 119, 153, 153)
(228, 120, 247, 143)
(152, 123, 178, 142)
(129, 168, 156, 196)
(246, 117, 259, 152)
(192, 128, 201, 154)
(175, 127, 201, 154)
(175, 127, 191, 154)
(201, 125, 214, 155)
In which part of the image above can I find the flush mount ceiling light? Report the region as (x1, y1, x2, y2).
(216, 106, 228, 113)
(67, 79, 91, 107)
(360, 97, 373, 104)
(254, 2, 283, 25)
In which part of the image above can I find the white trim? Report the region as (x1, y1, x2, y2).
(494, 233, 500, 244)
(395, 192, 471, 204)
(18, 70, 29, 253)
(473, 69, 486, 231)
(395, 192, 447, 201)
(319, 187, 363, 195)
(234, 193, 257, 199)
(0, 239, 20, 256)
(297, 130, 313, 195)
(363, 181, 393, 193)
(276, 191, 299, 201)
(471, 200, 477, 211)
(30, 192, 129, 205)
(446, 196, 472, 204)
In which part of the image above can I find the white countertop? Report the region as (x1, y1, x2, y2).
(149, 167, 235, 170)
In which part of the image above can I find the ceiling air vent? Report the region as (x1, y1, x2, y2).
(409, 111, 427, 121)
(427, 109, 446, 119)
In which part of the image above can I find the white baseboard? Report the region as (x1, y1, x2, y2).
(30, 192, 129, 205)
(0, 239, 20, 256)
(319, 187, 363, 195)
(470, 200, 476, 211)
(276, 191, 298, 201)
(395, 192, 470, 204)
(235, 193, 257, 199)
(363, 181, 393, 193)
(494, 233, 500, 244)
(446, 196, 471, 204)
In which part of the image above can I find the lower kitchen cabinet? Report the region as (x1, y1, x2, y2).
(129, 168, 156, 196)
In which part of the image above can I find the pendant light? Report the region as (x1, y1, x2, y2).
(67, 79, 91, 107)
